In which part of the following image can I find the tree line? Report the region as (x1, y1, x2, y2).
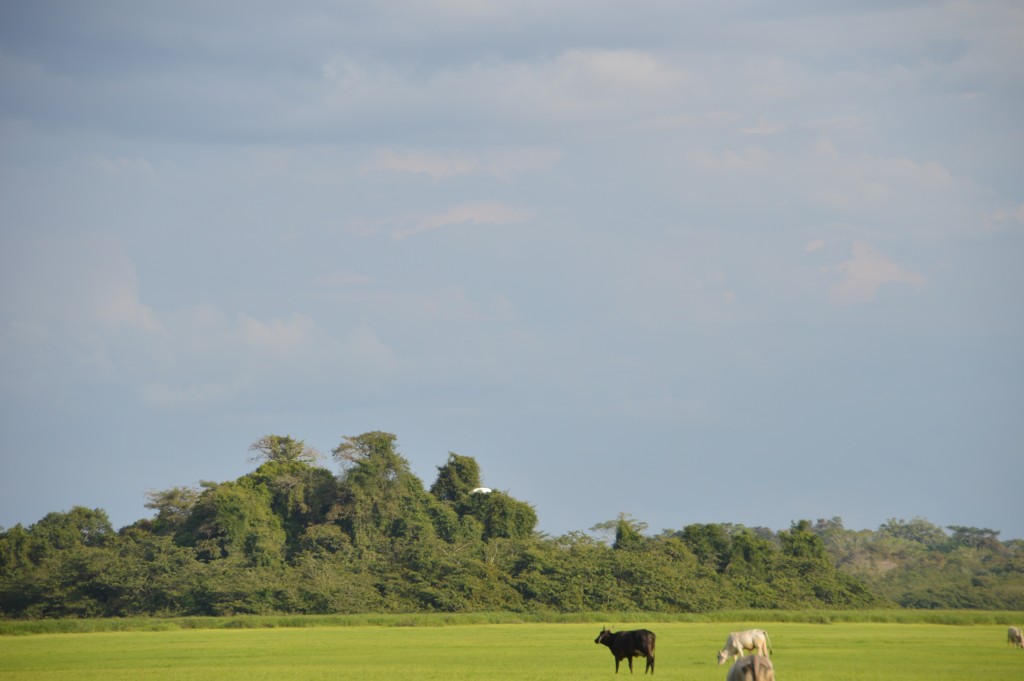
(1, 432, 1021, 618)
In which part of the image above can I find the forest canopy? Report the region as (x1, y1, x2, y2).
(2, 432, 1021, 618)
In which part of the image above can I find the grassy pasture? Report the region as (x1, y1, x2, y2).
(1, 621, 1021, 680)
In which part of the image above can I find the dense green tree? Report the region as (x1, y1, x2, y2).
(510, 533, 626, 611)
(0, 524, 32, 576)
(725, 529, 775, 579)
(332, 430, 400, 467)
(425, 451, 537, 542)
(286, 552, 384, 613)
(177, 480, 286, 566)
(331, 431, 419, 544)
(591, 514, 649, 545)
(613, 513, 646, 551)
(430, 452, 482, 504)
(144, 486, 200, 535)
(3, 431, 1022, 618)
(678, 523, 733, 572)
(331, 432, 454, 547)
(296, 523, 352, 558)
(947, 525, 1001, 550)
(877, 517, 948, 549)
(246, 459, 336, 553)
(28, 507, 113, 557)
(779, 520, 832, 563)
(774, 520, 883, 607)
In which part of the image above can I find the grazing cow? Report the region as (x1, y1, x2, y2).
(1009, 626, 1024, 648)
(595, 627, 656, 674)
(726, 654, 775, 681)
(717, 629, 772, 665)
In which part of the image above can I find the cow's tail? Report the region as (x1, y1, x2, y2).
(764, 631, 773, 657)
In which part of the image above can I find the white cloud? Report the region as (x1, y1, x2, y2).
(91, 154, 157, 179)
(828, 242, 927, 304)
(740, 120, 786, 135)
(0, 230, 161, 334)
(525, 48, 695, 120)
(98, 279, 162, 333)
(316, 270, 375, 287)
(557, 48, 681, 92)
(983, 203, 1024, 232)
(0, 228, 401, 409)
(743, 55, 808, 99)
(811, 145, 958, 212)
(321, 55, 371, 83)
(366, 149, 476, 179)
(135, 311, 400, 410)
(141, 381, 234, 409)
(325, 285, 515, 325)
(339, 201, 534, 240)
(364, 146, 562, 179)
(479, 147, 564, 178)
(687, 146, 774, 174)
(375, 47, 699, 131)
(170, 309, 398, 374)
(691, 138, 960, 208)
(685, 136, 985, 243)
(238, 313, 320, 355)
(342, 324, 399, 374)
(393, 202, 533, 240)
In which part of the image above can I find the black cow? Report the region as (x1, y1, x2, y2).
(595, 627, 656, 674)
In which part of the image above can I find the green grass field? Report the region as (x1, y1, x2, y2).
(1, 620, 1021, 680)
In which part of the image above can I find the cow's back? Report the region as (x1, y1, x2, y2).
(1010, 626, 1024, 648)
(727, 654, 774, 681)
(628, 629, 656, 654)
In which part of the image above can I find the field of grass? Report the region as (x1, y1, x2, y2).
(3, 608, 1020, 636)
(2, 617, 1023, 680)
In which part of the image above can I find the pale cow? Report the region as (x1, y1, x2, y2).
(1008, 626, 1024, 648)
(717, 629, 773, 665)
(726, 654, 775, 681)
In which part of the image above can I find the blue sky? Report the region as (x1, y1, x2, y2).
(2, 1, 1022, 539)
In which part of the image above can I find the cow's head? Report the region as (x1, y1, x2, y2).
(595, 628, 612, 644)
(717, 649, 729, 665)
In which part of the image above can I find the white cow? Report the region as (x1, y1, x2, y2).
(726, 654, 775, 681)
(1008, 626, 1024, 648)
(717, 629, 772, 665)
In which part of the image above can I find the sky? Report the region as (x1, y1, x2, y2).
(1, 1, 1022, 541)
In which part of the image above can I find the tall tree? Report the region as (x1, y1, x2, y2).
(249, 434, 322, 464)
(430, 453, 482, 503)
(613, 513, 646, 551)
(28, 507, 113, 559)
(247, 459, 336, 554)
(678, 523, 733, 572)
(947, 525, 1001, 550)
(145, 487, 200, 535)
(877, 517, 948, 548)
(331, 432, 444, 546)
(176, 481, 286, 567)
(467, 491, 538, 541)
